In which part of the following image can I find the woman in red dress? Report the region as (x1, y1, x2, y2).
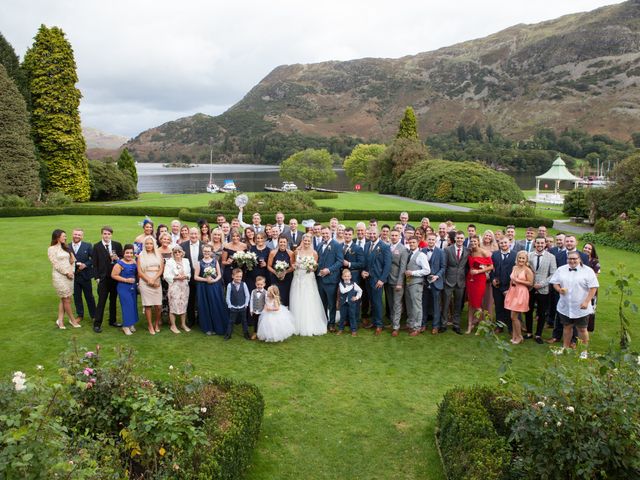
(465, 235, 494, 334)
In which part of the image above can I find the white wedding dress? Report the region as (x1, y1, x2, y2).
(289, 255, 328, 336)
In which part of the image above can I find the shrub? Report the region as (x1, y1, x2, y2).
(43, 191, 73, 207)
(88, 159, 138, 201)
(396, 159, 524, 203)
(0, 194, 32, 207)
(207, 191, 318, 213)
(436, 385, 515, 480)
(0, 344, 264, 479)
(509, 351, 640, 479)
(475, 201, 536, 218)
(581, 232, 640, 254)
(562, 189, 589, 217)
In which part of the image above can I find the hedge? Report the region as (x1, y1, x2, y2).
(0, 205, 554, 229)
(173, 376, 264, 480)
(581, 232, 640, 254)
(436, 386, 521, 480)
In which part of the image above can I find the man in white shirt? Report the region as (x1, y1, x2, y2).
(404, 237, 431, 336)
(170, 219, 181, 246)
(549, 252, 599, 354)
(436, 223, 448, 249)
(273, 212, 289, 236)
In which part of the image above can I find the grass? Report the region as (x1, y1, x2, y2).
(2, 213, 635, 479)
(314, 192, 452, 212)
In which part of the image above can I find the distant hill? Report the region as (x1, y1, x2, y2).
(125, 0, 640, 164)
(83, 127, 128, 159)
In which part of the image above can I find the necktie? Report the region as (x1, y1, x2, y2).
(292, 232, 296, 243)
(73, 243, 79, 254)
(536, 254, 541, 271)
(456, 248, 461, 261)
(105, 243, 111, 255)
(439, 239, 445, 249)
(526, 241, 531, 252)
(502, 253, 508, 261)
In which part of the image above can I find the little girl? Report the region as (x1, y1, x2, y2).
(257, 285, 295, 342)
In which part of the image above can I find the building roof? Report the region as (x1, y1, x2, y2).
(536, 156, 583, 182)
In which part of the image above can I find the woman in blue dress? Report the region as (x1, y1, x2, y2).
(193, 244, 228, 335)
(111, 244, 139, 335)
(220, 228, 247, 285)
(267, 236, 295, 306)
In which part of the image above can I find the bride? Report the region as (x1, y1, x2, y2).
(289, 233, 327, 336)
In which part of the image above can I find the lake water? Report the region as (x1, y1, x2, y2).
(136, 163, 539, 193)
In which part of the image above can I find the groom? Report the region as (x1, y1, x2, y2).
(316, 226, 344, 331)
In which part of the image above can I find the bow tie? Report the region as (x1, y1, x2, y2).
(569, 268, 577, 272)
(426, 249, 432, 252)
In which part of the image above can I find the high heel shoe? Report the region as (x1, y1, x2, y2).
(148, 326, 156, 335)
(70, 319, 82, 328)
(56, 319, 66, 329)
(181, 325, 191, 332)
(122, 327, 133, 336)
(170, 326, 181, 334)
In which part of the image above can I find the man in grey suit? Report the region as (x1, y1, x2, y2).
(404, 237, 430, 336)
(283, 218, 303, 250)
(527, 237, 557, 344)
(385, 230, 409, 336)
(273, 212, 290, 236)
(443, 230, 468, 334)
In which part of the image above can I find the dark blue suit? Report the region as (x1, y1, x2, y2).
(316, 239, 344, 327)
(364, 240, 391, 328)
(342, 242, 365, 283)
(490, 249, 516, 329)
(554, 249, 589, 268)
(421, 247, 445, 329)
(70, 241, 96, 320)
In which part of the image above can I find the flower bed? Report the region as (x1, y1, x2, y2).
(0, 345, 264, 479)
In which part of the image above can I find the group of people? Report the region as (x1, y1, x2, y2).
(47, 210, 600, 351)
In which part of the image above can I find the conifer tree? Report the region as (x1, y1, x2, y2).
(0, 64, 41, 200)
(22, 25, 90, 201)
(396, 106, 419, 140)
(0, 32, 30, 107)
(117, 148, 138, 183)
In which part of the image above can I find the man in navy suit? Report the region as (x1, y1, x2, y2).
(490, 237, 517, 332)
(93, 226, 124, 332)
(362, 227, 391, 335)
(422, 232, 445, 334)
(283, 218, 303, 250)
(342, 227, 365, 283)
(70, 228, 96, 324)
(316, 226, 344, 331)
(462, 224, 477, 248)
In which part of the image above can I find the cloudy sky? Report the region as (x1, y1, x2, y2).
(1, 0, 624, 138)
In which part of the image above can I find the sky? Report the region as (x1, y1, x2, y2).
(0, 0, 625, 138)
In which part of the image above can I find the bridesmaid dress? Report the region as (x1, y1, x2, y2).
(196, 260, 229, 335)
(270, 249, 293, 306)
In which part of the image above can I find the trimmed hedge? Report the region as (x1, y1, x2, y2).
(436, 386, 522, 480)
(581, 232, 640, 254)
(0, 205, 554, 230)
(172, 377, 264, 480)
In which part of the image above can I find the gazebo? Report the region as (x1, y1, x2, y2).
(533, 156, 583, 204)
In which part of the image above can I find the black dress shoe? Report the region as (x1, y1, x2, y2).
(223, 335, 231, 341)
(452, 326, 462, 335)
(535, 336, 544, 344)
(439, 327, 447, 333)
(93, 326, 102, 333)
(109, 322, 122, 328)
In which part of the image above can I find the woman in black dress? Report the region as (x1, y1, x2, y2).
(267, 236, 294, 306)
(220, 228, 247, 285)
(247, 231, 271, 292)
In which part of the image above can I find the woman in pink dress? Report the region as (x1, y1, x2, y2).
(504, 250, 534, 344)
(465, 236, 494, 334)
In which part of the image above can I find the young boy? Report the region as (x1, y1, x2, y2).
(249, 276, 267, 340)
(225, 268, 250, 340)
(337, 269, 362, 336)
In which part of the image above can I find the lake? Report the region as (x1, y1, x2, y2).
(136, 163, 540, 193)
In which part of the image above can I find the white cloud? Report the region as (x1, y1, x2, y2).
(0, 0, 625, 136)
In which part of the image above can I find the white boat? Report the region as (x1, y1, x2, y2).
(220, 180, 238, 193)
(205, 147, 220, 193)
(282, 181, 298, 192)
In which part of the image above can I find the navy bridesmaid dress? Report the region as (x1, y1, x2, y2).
(196, 260, 228, 335)
(247, 245, 271, 292)
(270, 249, 293, 306)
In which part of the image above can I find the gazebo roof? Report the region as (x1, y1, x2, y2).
(536, 156, 583, 182)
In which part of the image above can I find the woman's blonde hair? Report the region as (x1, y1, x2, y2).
(139, 235, 161, 270)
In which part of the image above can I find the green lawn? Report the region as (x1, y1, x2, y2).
(2, 214, 635, 479)
(314, 192, 451, 212)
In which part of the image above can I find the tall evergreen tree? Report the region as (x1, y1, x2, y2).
(0, 64, 40, 200)
(0, 32, 30, 107)
(22, 25, 90, 201)
(117, 148, 138, 183)
(396, 107, 419, 140)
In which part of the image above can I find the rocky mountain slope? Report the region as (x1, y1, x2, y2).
(125, 0, 640, 163)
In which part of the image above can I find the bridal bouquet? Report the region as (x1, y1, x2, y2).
(203, 265, 216, 278)
(274, 260, 289, 274)
(299, 256, 317, 273)
(233, 251, 258, 270)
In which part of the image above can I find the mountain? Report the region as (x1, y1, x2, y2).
(125, 0, 640, 164)
(83, 127, 128, 159)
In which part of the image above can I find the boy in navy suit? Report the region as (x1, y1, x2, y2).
(225, 268, 250, 340)
(337, 269, 362, 336)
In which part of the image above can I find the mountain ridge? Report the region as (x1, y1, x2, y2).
(125, 0, 640, 164)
